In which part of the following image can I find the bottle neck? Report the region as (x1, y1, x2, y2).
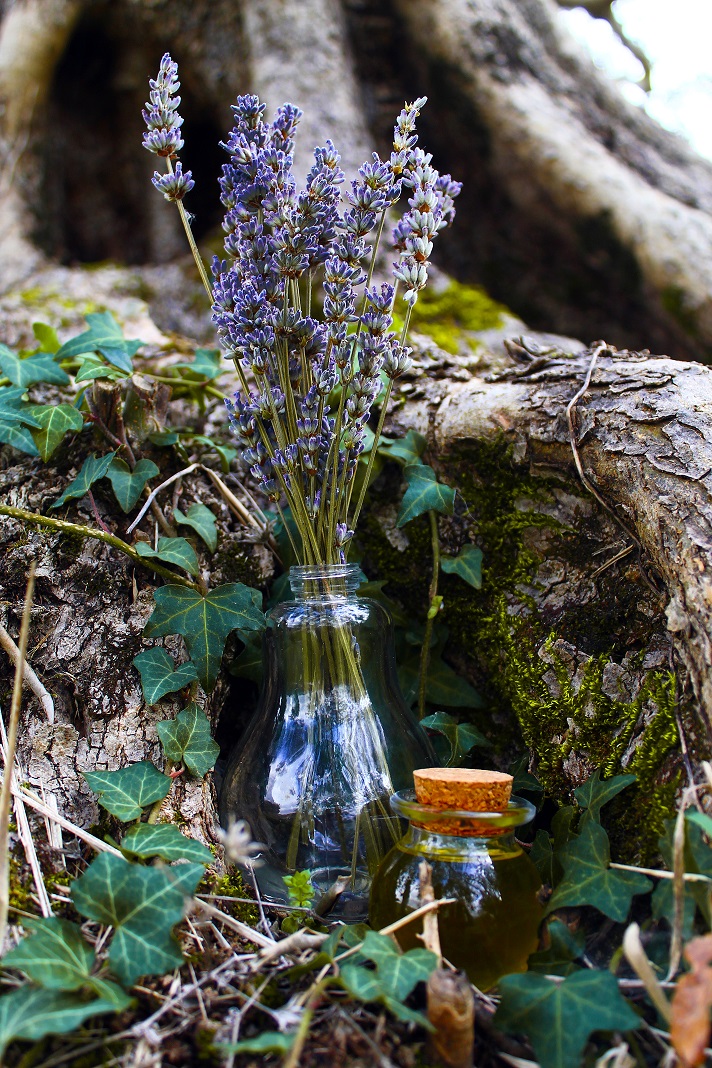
(289, 564, 361, 600)
(400, 822, 520, 861)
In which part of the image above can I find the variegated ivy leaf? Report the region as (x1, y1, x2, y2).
(157, 703, 219, 778)
(174, 502, 218, 551)
(2, 917, 94, 990)
(133, 647, 199, 706)
(0, 345, 70, 388)
(121, 823, 214, 865)
(71, 853, 203, 986)
(396, 464, 455, 527)
(144, 582, 264, 690)
(30, 404, 84, 461)
(51, 452, 117, 509)
(134, 536, 200, 578)
(441, 544, 483, 589)
(83, 760, 171, 822)
(547, 822, 652, 922)
(0, 988, 128, 1058)
(107, 458, 160, 513)
(339, 932, 437, 1029)
(574, 769, 637, 826)
(55, 311, 142, 373)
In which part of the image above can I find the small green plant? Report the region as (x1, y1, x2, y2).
(283, 870, 315, 909)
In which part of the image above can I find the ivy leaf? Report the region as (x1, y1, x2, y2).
(425, 657, 484, 708)
(0, 420, 40, 456)
(0, 345, 70, 387)
(172, 348, 223, 380)
(2, 917, 94, 989)
(71, 853, 203, 986)
(531, 829, 557, 886)
(51, 452, 117, 509)
(547, 822, 652, 922)
(396, 464, 455, 527)
(174, 502, 218, 551)
(156, 703, 219, 777)
(83, 761, 171, 821)
(422, 711, 489, 767)
(144, 582, 264, 690)
(149, 430, 180, 447)
(75, 356, 128, 383)
(340, 963, 384, 1003)
(0, 988, 123, 1058)
(574, 770, 637, 825)
(132, 648, 199, 705)
(135, 536, 200, 577)
(509, 755, 544, 799)
(494, 971, 640, 1068)
(107, 458, 159, 512)
(32, 322, 61, 353)
(229, 634, 263, 683)
(379, 429, 427, 466)
(55, 312, 142, 373)
(686, 810, 712, 839)
(223, 1032, 296, 1055)
(441, 544, 483, 589)
(121, 823, 214, 865)
(652, 818, 712, 935)
(340, 935, 437, 1030)
(30, 404, 84, 460)
(527, 920, 586, 976)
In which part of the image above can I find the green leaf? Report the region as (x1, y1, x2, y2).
(121, 823, 214, 865)
(149, 430, 180, 446)
(652, 818, 711, 935)
(379, 429, 427, 466)
(340, 963, 383, 1003)
(228, 635, 263, 683)
(0, 345, 70, 387)
(30, 404, 84, 460)
(421, 711, 489, 767)
(531, 829, 557, 886)
(340, 934, 437, 1027)
(56, 311, 142, 373)
(425, 657, 484, 709)
(83, 761, 171, 821)
(0, 988, 122, 1057)
(74, 355, 128, 383)
(107, 458, 159, 512)
(156, 703, 219, 777)
(686, 809, 712, 838)
(71, 853, 203, 986)
(547, 822, 652, 922)
(509, 754, 544, 798)
(2, 917, 94, 989)
(494, 971, 640, 1068)
(441, 544, 483, 589)
(527, 920, 585, 976)
(574, 770, 637, 825)
(223, 1031, 296, 1055)
(172, 348, 223, 380)
(32, 322, 61, 353)
(396, 464, 455, 527)
(0, 419, 40, 455)
(378, 948, 438, 1002)
(135, 536, 201, 577)
(144, 582, 264, 690)
(51, 452, 117, 509)
(132, 648, 199, 705)
(283, 870, 315, 908)
(174, 502, 218, 551)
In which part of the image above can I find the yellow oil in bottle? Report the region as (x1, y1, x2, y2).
(370, 781, 544, 990)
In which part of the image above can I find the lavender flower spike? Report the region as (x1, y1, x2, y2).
(142, 53, 184, 158)
(152, 161, 195, 202)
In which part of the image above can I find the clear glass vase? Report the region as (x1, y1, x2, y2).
(369, 791, 543, 989)
(219, 563, 437, 921)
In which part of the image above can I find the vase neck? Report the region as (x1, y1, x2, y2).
(289, 564, 361, 600)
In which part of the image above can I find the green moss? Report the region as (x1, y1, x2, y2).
(205, 867, 259, 928)
(661, 285, 701, 341)
(393, 280, 508, 355)
(360, 436, 679, 861)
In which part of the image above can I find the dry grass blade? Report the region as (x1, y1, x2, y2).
(0, 621, 54, 722)
(0, 561, 35, 948)
(622, 923, 672, 1024)
(0, 715, 52, 917)
(668, 794, 689, 979)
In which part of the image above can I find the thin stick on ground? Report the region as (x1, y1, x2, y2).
(0, 622, 54, 722)
(0, 562, 36, 948)
(0, 716, 52, 918)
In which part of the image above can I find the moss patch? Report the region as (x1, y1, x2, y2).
(360, 436, 679, 860)
(393, 280, 508, 354)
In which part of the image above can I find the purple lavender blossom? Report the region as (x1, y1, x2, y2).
(142, 54, 184, 158)
(152, 161, 195, 202)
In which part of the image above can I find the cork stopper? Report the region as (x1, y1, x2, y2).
(412, 768, 513, 837)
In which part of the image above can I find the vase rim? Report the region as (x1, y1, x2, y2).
(288, 563, 362, 596)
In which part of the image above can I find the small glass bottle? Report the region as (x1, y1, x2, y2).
(219, 563, 436, 921)
(369, 768, 543, 990)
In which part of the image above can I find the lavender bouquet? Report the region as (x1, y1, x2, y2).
(143, 56, 461, 909)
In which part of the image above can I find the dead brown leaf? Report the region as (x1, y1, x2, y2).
(670, 934, 712, 1067)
